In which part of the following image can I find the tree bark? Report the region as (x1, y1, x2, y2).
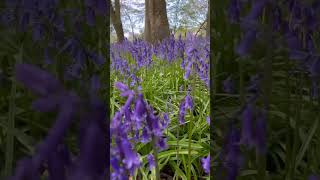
(110, 0, 125, 43)
(145, 0, 170, 44)
(144, 0, 152, 42)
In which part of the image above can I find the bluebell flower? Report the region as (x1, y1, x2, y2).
(15, 63, 63, 96)
(147, 154, 155, 170)
(121, 138, 141, 170)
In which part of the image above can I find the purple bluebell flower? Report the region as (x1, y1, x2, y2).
(15, 63, 63, 96)
(162, 113, 170, 129)
(74, 118, 107, 178)
(141, 127, 151, 143)
(206, 116, 210, 125)
(121, 138, 141, 170)
(201, 154, 210, 174)
(309, 174, 320, 180)
(236, 29, 257, 56)
(179, 99, 186, 124)
(224, 127, 242, 180)
(9, 157, 39, 180)
(33, 97, 76, 168)
(223, 76, 235, 93)
(47, 145, 69, 180)
(185, 93, 193, 110)
(31, 94, 61, 112)
(111, 157, 126, 179)
(228, 0, 241, 23)
(184, 61, 192, 80)
(114, 82, 129, 93)
(243, 0, 267, 23)
(85, 7, 96, 26)
(147, 154, 155, 170)
(157, 137, 168, 151)
(133, 94, 147, 125)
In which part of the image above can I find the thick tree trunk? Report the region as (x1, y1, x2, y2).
(144, 0, 152, 42)
(145, 0, 170, 44)
(110, 0, 125, 43)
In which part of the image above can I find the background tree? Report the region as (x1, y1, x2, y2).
(110, 0, 208, 42)
(144, 0, 170, 43)
(110, 0, 125, 42)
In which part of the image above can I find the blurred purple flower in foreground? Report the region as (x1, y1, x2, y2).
(11, 63, 108, 180)
(309, 174, 320, 180)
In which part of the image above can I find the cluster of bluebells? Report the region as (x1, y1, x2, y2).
(229, 0, 320, 98)
(218, 73, 267, 178)
(10, 64, 108, 180)
(154, 34, 185, 63)
(110, 82, 170, 179)
(1, 1, 109, 179)
(1, 0, 106, 80)
(111, 33, 209, 87)
(182, 33, 209, 86)
(221, 0, 320, 178)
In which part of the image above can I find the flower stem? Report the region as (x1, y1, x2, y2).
(4, 46, 23, 177)
(152, 136, 160, 180)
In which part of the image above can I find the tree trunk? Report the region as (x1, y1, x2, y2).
(110, 0, 125, 43)
(145, 0, 170, 44)
(144, 0, 152, 42)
